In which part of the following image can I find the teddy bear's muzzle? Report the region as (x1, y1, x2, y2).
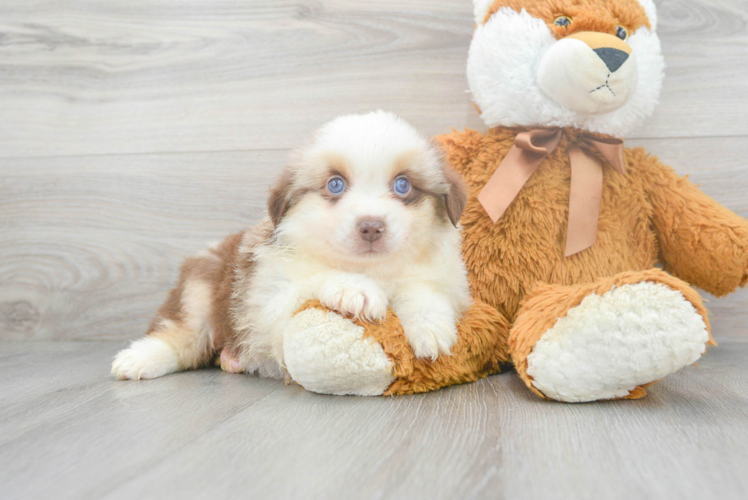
(536, 31, 638, 115)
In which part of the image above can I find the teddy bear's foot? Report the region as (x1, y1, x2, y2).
(284, 306, 395, 396)
(510, 269, 713, 403)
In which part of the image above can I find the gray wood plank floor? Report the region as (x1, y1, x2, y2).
(1, 339, 747, 500)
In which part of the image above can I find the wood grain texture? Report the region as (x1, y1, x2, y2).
(0, 0, 746, 158)
(637, 0, 748, 139)
(3, 138, 747, 341)
(0, 0, 477, 157)
(1, 2, 747, 498)
(0, 150, 284, 340)
(0, 1, 747, 341)
(0, 340, 746, 500)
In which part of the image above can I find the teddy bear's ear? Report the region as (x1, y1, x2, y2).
(473, 0, 494, 25)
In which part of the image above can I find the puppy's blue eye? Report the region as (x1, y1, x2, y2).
(327, 177, 345, 195)
(394, 176, 411, 196)
(554, 16, 571, 28)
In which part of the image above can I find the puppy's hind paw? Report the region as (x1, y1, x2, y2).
(111, 337, 180, 380)
(219, 347, 244, 374)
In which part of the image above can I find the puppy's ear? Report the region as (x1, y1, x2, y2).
(268, 168, 294, 227)
(442, 164, 467, 227)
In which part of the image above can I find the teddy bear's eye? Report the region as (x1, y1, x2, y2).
(554, 16, 571, 28)
(616, 26, 629, 41)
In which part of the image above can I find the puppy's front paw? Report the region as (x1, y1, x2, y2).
(111, 337, 180, 380)
(400, 315, 458, 361)
(318, 277, 388, 321)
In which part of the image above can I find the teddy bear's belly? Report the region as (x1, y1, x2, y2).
(461, 161, 658, 323)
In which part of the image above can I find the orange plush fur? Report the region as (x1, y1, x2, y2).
(439, 127, 748, 324)
(462, 127, 744, 398)
(482, 0, 650, 34)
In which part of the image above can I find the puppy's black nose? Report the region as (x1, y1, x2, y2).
(358, 219, 385, 242)
(593, 47, 629, 73)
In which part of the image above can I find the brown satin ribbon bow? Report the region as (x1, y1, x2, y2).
(477, 128, 626, 257)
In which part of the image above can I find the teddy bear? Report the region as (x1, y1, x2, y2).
(283, 0, 748, 402)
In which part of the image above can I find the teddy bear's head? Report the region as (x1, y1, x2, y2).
(468, 0, 663, 137)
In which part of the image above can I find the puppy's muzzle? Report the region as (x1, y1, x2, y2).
(358, 218, 385, 242)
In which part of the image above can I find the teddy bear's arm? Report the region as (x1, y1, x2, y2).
(633, 148, 748, 297)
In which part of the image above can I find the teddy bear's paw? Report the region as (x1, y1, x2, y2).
(111, 336, 180, 380)
(526, 282, 709, 403)
(284, 307, 394, 396)
(399, 314, 458, 361)
(317, 276, 388, 322)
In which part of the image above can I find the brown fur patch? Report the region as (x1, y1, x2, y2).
(389, 149, 426, 180)
(393, 154, 467, 227)
(268, 167, 295, 227)
(394, 177, 452, 229)
(206, 233, 245, 353)
(443, 164, 468, 227)
(320, 169, 348, 204)
(319, 152, 352, 182)
(398, 184, 429, 206)
(148, 282, 184, 331)
(483, 0, 651, 37)
(313, 152, 353, 204)
(221, 220, 276, 364)
(147, 233, 244, 369)
(145, 222, 274, 371)
(268, 169, 317, 226)
(270, 152, 354, 220)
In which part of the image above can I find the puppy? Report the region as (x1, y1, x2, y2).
(111, 111, 471, 381)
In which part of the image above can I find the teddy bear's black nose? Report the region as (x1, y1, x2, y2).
(594, 47, 629, 73)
